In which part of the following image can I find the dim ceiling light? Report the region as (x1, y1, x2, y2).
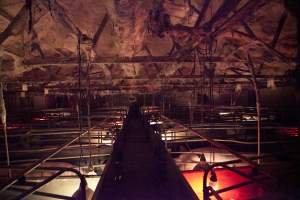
(235, 84, 242, 92)
(267, 78, 276, 89)
(219, 112, 231, 116)
(44, 88, 49, 95)
(22, 83, 28, 91)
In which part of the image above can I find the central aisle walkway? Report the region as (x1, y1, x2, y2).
(92, 103, 198, 200)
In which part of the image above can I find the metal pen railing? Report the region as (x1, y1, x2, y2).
(11, 166, 87, 200)
(202, 156, 274, 200)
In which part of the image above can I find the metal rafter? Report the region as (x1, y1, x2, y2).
(212, 0, 267, 37)
(195, 0, 210, 27)
(203, 0, 241, 32)
(23, 55, 225, 65)
(92, 13, 109, 47)
(38, 0, 81, 35)
(0, 5, 27, 45)
(0, 8, 13, 21)
(271, 11, 288, 48)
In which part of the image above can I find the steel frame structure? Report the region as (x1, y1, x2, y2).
(0, 107, 289, 200)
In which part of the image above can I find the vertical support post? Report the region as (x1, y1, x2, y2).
(296, 13, 300, 136)
(143, 93, 146, 106)
(86, 48, 92, 171)
(77, 32, 83, 171)
(152, 93, 155, 106)
(247, 54, 262, 164)
(162, 95, 165, 115)
(189, 98, 193, 126)
(164, 129, 167, 148)
(0, 82, 10, 177)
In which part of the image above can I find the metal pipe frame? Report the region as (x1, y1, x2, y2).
(0, 117, 112, 195)
(202, 156, 273, 200)
(0, 131, 114, 138)
(162, 115, 261, 168)
(0, 128, 91, 192)
(9, 187, 74, 200)
(0, 153, 110, 165)
(11, 167, 87, 200)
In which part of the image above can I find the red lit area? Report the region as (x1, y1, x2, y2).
(183, 167, 265, 200)
(281, 128, 299, 137)
(32, 117, 49, 121)
(0, 122, 24, 130)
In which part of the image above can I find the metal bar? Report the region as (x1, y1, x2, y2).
(12, 167, 86, 200)
(212, 0, 267, 37)
(164, 138, 279, 145)
(207, 186, 223, 200)
(23, 56, 226, 66)
(92, 13, 109, 47)
(195, 0, 210, 27)
(0, 5, 27, 45)
(0, 144, 103, 153)
(12, 171, 68, 200)
(77, 33, 84, 172)
(211, 175, 269, 196)
(0, 129, 90, 192)
(247, 53, 262, 164)
(203, 0, 240, 32)
(271, 11, 288, 48)
(9, 187, 74, 200)
(233, 29, 293, 62)
(202, 155, 274, 200)
(221, 165, 266, 186)
(0, 153, 110, 165)
(211, 181, 253, 196)
(38, 0, 81, 35)
(161, 115, 259, 168)
(0, 82, 10, 177)
(86, 49, 93, 169)
(242, 21, 256, 38)
(0, 8, 13, 21)
(202, 157, 255, 200)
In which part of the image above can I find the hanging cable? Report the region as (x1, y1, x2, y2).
(86, 46, 93, 173)
(77, 33, 84, 171)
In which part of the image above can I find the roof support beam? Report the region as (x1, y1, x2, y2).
(23, 55, 296, 66)
(38, 0, 81, 35)
(242, 21, 256, 38)
(23, 56, 225, 65)
(0, 5, 27, 45)
(144, 45, 161, 73)
(212, 0, 267, 37)
(203, 0, 240, 32)
(92, 13, 109, 47)
(271, 11, 288, 48)
(0, 9, 13, 21)
(195, 0, 210, 27)
(233, 30, 294, 62)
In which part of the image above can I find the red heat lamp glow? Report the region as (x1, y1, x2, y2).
(0, 123, 23, 130)
(182, 166, 265, 200)
(281, 128, 299, 137)
(7, 123, 22, 130)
